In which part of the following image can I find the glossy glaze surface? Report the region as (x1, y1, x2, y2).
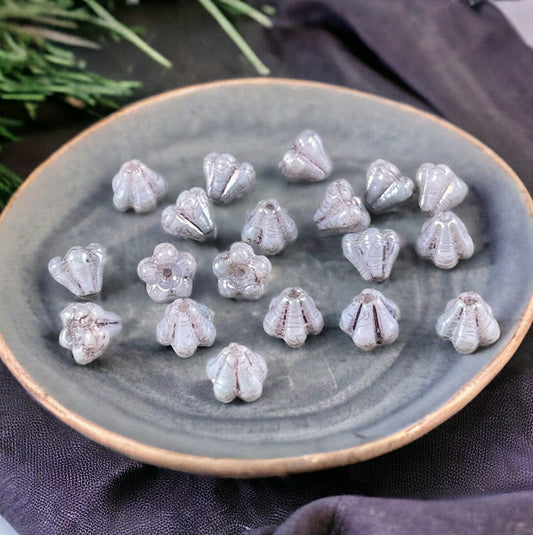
(1, 80, 532, 476)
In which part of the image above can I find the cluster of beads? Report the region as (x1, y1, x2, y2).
(311, 157, 495, 352)
(47, 132, 320, 401)
(48, 129, 501, 404)
(48, 244, 121, 365)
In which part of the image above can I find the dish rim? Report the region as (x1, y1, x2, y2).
(1, 77, 533, 478)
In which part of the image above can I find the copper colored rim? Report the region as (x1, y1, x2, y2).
(1, 78, 533, 478)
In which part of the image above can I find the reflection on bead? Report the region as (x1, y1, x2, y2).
(161, 187, 216, 241)
(204, 152, 255, 204)
(59, 302, 121, 365)
(279, 130, 332, 181)
(342, 228, 400, 282)
(241, 198, 298, 255)
(339, 289, 400, 351)
(365, 159, 415, 213)
(263, 287, 324, 348)
(436, 292, 500, 354)
(314, 179, 371, 234)
(112, 159, 167, 213)
(137, 243, 196, 303)
(48, 243, 106, 298)
(415, 163, 468, 214)
(212, 242, 271, 300)
(156, 298, 216, 358)
(416, 211, 474, 269)
(206, 343, 267, 403)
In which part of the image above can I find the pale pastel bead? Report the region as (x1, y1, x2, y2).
(204, 152, 255, 204)
(48, 243, 106, 298)
(314, 179, 371, 234)
(415, 163, 468, 214)
(212, 242, 271, 300)
(263, 287, 324, 348)
(112, 159, 167, 213)
(59, 302, 121, 365)
(339, 289, 400, 351)
(365, 159, 415, 213)
(416, 211, 474, 269)
(436, 292, 500, 354)
(137, 243, 196, 303)
(342, 228, 400, 282)
(241, 199, 298, 255)
(279, 130, 332, 181)
(161, 187, 216, 241)
(156, 298, 216, 358)
(206, 343, 267, 403)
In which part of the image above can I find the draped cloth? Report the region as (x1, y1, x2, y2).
(2, 1, 533, 533)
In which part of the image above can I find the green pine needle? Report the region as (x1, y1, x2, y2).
(198, 0, 270, 75)
(0, 0, 272, 210)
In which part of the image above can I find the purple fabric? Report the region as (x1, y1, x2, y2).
(253, 493, 533, 535)
(2, 1, 533, 533)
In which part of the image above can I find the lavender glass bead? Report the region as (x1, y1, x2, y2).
(339, 289, 400, 351)
(279, 129, 332, 181)
(436, 292, 500, 354)
(206, 343, 268, 403)
(342, 228, 400, 282)
(161, 187, 216, 241)
(241, 198, 298, 255)
(263, 287, 324, 348)
(313, 179, 371, 234)
(59, 302, 121, 365)
(415, 163, 468, 214)
(112, 159, 167, 213)
(137, 243, 196, 303)
(212, 242, 271, 300)
(364, 159, 415, 213)
(204, 152, 255, 204)
(416, 211, 474, 269)
(48, 243, 106, 298)
(156, 298, 216, 358)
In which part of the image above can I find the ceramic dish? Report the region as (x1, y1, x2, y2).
(1, 79, 533, 477)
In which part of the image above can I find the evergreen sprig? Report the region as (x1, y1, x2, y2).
(0, 0, 272, 210)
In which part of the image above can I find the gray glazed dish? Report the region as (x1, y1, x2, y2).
(1, 79, 533, 477)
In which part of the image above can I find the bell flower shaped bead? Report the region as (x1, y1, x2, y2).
(48, 243, 106, 298)
(241, 199, 298, 255)
(212, 242, 271, 300)
(313, 179, 371, 234)
(156, 298, 216, 358)
(415, 163, 468, 214)
(206, 343, 267, 403)
(161, 187, 216, 241)
(112, 159, 167, 213)
(340, 289, 400, 351)
(436, 292, 500, 354)
(204, 152, 255, 204)
(342, 228, 400, 282)
(59, 302, 121, 365)
(263, 287, 324, 348)
(364, 159, 415, 213)
(279, 129, 332, 182)
(137, 243, 196, 303)
(416, 211, 474, 269)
